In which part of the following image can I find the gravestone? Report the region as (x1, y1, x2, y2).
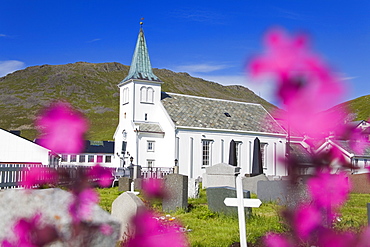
(257, 179, 309, 207)
(111, 192, 145, 240)
(134, 178, 143, 191)
(162, 174, 188, 212)
(118, 177, 131, 192)
(188, 178, 200, 199)
(203, 163, 240, 189)
(0, 188, 120, 246)
(206, 186, 251, 216)
(242, 174, 268, 194)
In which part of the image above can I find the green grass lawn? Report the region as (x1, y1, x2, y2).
(97, 187, 370, 247)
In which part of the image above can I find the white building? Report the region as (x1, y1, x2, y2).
(314, 120, 370, 174)
(113, 27, 288, 179)
(0, 128, 51, 165)
(58, 140, 114, 167)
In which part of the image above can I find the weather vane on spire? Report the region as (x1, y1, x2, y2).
(140, 18, 144, 27)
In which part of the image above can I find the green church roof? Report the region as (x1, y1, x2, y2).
(121, 28, 161, 83)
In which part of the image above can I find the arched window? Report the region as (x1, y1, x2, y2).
(140, 86, 147, 102)
(122, 87, 129, 104)
(147, 87, 154, 103)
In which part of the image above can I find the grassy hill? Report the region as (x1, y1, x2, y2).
(0, 62, 276, 141)
(328, 95, 370, 122)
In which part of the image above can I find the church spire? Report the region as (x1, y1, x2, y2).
(122, 26, 161, 83)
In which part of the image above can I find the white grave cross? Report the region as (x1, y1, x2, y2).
(224, 174, 262, 247)
(130, 181, 140, 195)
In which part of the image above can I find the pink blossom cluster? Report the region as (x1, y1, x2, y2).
(249, 29, 370, 246)
(2, 102, 114, 246)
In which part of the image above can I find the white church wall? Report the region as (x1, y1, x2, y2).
(176, 128, 287, 179)
(133, 81, 162, 123)
(0, 129, 50, 165)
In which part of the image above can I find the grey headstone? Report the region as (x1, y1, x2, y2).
(133, 178, 142, 191)
(111, 192, 145, 240)
(0, 188, 120, 246)
(257, 180, 309, 207)
(203, 163, 240, 189)
(163, 174, 188, 212)
(118, 177, 132, 192)
(206, 186, 251, 216)
(242, 174, 269, 194)
(188, 178, 200, 199)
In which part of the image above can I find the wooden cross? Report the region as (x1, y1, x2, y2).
(224, 174, 262, 247)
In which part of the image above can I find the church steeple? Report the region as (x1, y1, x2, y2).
(122, 27, 161, 83)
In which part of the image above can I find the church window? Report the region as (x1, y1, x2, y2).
(202, 139, 213, 166)
(123, 88, 129, 104)
(261, 143, 268, 169)
(140, 86, 147, 102)
(147, 87, 154, 103)
(235, 141, 242, 166)
(140, 86, 154, 103)
(147, 159, 155, 168)
(147, 141, 155, 152)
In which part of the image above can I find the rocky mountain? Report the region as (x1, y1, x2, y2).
(0, 62, 277, 141)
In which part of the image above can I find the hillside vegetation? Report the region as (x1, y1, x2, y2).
(0, 62, 276, 141)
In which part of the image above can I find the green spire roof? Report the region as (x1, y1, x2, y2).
(122, 28, 161, 83)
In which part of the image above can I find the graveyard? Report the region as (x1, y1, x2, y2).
(95, 183, 370, 246)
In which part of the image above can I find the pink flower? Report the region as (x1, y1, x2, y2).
(249, 29, 343, 105)
(263, 233, 292, 247)
(308, 171, 351, 209)
(20, 167, 58, 189)
(347, 126, 369, 155)
(69, 188, 99, 223)
(88, 164, 113, 187)
(249, 28, 347, 139)
(141, 178, 166, 199)
(1, 213, 58, 247)
(293, 203, 321, 240)
(125, 210, 189, 247)
(100, 224, 114, 236)
(318, 229, 356, 247)
(36, 101, 88, 154)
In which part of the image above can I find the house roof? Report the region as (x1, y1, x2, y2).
(84, 140, 114, 154)
(161, 92, 286, 134)
(134, 122, 164, 134)
(34, 139, 114, 154)
(121, 28, 161, 83)
(332, 140, 370, 157)
(289, 142, 313, 163)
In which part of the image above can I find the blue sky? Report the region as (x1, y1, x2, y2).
(1, 0, 369, 105)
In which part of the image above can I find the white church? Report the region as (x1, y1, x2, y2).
(113, 27, 289, 179)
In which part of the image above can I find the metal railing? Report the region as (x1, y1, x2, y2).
(141, 166, 174, 179)
(0, 163, 175, 189)
(0, 163, 116, 189)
